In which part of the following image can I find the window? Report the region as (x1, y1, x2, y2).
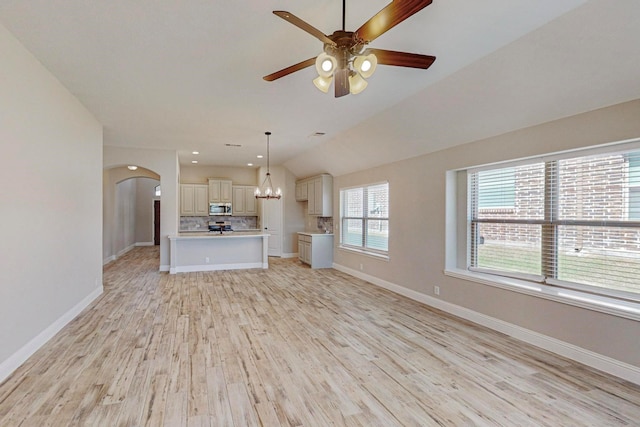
(154, 185, 161, 197)
(340, 182, 389, 255)
(468, 147, 640, 301)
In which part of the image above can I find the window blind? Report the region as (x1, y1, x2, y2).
(469, 150, 640, 300)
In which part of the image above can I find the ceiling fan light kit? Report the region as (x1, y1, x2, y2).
(264, 0, 436, 98)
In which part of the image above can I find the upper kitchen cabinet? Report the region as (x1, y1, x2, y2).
(295, 180, 308, 201)
(180, 184, 209, 216)
(208, 179, 232, 203)
(232, 185, 258, 216)
(297, 174, 333, 216)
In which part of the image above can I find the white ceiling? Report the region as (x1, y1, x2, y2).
(1, 0, 639, 177)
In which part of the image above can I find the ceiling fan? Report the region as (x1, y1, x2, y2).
(263, 0, 436, 97)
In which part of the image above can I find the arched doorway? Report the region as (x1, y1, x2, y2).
(103, 166, 161, 264)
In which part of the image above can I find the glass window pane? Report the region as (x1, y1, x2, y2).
(557, 225, 640, 295)
(367, 184, 389, 218)
(366, 220, 388, 251)
(476, 223, 541, 275)
(478, 167, 515, 209)
(343, 218, 363, 246)
(630, 188, 640, 220)
(476, 164, 545, 219)
(343, 188, 363, 217)
(558, 154, 627, 222)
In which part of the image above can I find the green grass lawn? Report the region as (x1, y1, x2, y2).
(478, 243, 640, 295)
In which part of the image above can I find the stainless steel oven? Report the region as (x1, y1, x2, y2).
(209, 202, 232, 216)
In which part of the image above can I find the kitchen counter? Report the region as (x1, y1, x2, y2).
(178, 228, 262, 233)
(298, 231, 334, 236)
(173, 231, 265, 239)
(168, 232, 269, 274)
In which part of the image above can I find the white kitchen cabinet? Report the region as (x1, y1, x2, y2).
(296, 174, 332, 216)
(307, 179, 316, 214)
(180, 184, 209, 216)
(295, 180, 308, 201)
(232, 185, 258, 216)
(208, 179, 232, 203)
(297, 232, 333, 268)
(298, 235, 311, 264)
(310, 174, 333, 216)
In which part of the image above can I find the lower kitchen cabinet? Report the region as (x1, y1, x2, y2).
(297, 232, 333, 268)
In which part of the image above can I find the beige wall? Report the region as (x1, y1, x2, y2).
(180, 165, 257, 185)
(333, 99, 640, 369)
(283, 168, 305, 254)
(0, 24, 103, 377)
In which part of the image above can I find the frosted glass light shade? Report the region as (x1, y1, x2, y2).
(354, 53, 377, 79)
(315, 53, 337, 78)
(313, 75, 332, 93)
(348, 73, 368, 95)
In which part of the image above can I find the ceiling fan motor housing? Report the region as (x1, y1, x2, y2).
(324, 31, 365, 69)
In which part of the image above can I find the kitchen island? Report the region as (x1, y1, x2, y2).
(168, 231, 269, 274)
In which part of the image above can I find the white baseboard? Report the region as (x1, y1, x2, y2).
(0, 285, 104, 384)
(102, 255, 116, 265)
(281, 252, 298, 259)
(159, 264, 170, 272)
(332, 263, 640, 386)
(116, 244, 135, 258)
(135, 241, 154, 247)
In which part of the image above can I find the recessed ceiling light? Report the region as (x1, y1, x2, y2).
(257, 155, 264, 159)
(310, 132, 326, 137)
(127, 165, 138, 170)
(191, 160, 198, 164)
(247, 163, 253, 167)
(225, 143, 242, 147)
(192, 151, 199, 155)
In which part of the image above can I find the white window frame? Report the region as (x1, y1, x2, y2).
(339, 182, 389, 258)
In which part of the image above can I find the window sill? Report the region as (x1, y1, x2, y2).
(444, 268, 640, 322)
(338, 245, 389, 261)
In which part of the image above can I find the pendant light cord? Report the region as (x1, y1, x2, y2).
(265, 131, 271, 174)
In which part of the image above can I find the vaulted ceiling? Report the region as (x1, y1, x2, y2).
(2, 0, 639, 177)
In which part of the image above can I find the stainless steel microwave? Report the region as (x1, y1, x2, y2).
(209, 202, 232, 216)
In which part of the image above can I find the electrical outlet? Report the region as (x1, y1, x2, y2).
(205, 257, 210, 263)
(434, 286, 440, 296)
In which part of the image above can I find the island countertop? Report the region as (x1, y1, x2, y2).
(170, 231, 268, 240)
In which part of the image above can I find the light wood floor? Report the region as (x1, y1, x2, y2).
(1, 247, 639, 426)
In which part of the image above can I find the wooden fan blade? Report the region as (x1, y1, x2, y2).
(273, 11, 336, 46)
(366, 48, 436, 69)
(355, 0, 432, 43)
(263, 57, 316, 82)
(334, 68, 350, 97)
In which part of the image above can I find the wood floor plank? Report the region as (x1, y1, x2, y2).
(1, 246, 639, 426)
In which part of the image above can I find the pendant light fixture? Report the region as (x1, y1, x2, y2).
(255, 131, 282, 200)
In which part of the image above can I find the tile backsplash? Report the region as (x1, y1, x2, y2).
(180, 216, 258, 231)
(317, 217, 333, 233)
